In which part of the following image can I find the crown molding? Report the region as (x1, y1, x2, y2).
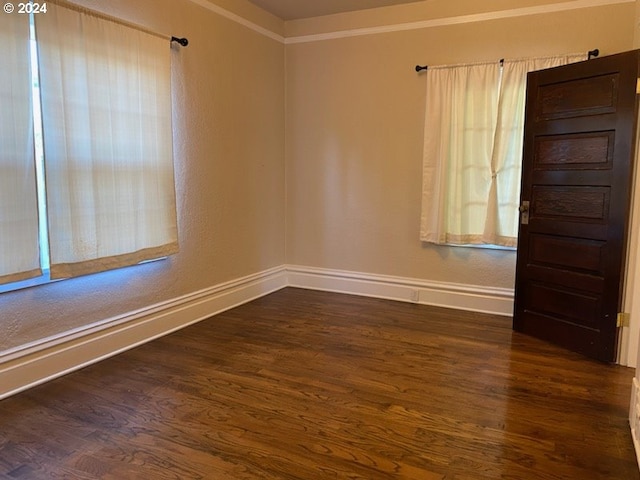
(286, 0, 634, 44)
(186, 0, 634, 45)
(187, 0, 285, 43)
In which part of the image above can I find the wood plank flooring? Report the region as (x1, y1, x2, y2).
(0, 287, 638, 479)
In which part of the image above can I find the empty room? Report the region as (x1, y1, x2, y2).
(2, 0, 640, 478)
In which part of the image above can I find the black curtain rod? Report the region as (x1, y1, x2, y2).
(171, 37, 189, 47)
(415, 48, 600, 72)
(46, 0, 189, 47)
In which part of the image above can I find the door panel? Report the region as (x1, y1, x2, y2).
(513, 50, 639, 362)
(536, 73, 620, 120)
(523, 282, 601, 328)
(531, 186, 610, 220)
(527, 234, 605, 274)
(534, 131, 614, 170)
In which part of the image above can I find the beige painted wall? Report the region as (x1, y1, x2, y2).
(0, 0, 286, 352)
(1, 0, 638, 362)
(285, 0, 636, 289)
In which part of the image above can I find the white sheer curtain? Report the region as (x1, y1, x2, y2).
(421, 54, 586, 247)
(36, 2, 179, 279)
(484, 54, 586, 246)
(0, 14, 41, 284)
(420, 61, 501, 245)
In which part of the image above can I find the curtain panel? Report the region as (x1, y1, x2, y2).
(420, 54, 586, 247)
(36, 3, 179, 279)
(420, 61, 501, 246)
(0, 13, 41, 284)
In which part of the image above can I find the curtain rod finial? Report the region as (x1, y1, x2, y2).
(171, 37, 189, 47)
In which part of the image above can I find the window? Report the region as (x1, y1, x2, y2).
(420, 54, 585, 248)
(0, 2, 178, 292)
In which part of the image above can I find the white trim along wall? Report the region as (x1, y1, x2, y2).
(4, 0, 636, 464)
(0, 265, 514, 400)
(1, 0, 633, 393)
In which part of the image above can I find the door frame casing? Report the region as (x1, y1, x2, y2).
(619, 116, 640, 367)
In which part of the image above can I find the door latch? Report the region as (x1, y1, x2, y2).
(519, 201, 530, 225)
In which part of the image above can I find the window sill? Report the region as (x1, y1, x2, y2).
(445, 243, 517, 252)
(0, 269, 55, 294)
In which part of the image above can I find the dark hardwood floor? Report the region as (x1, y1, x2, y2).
(0, 288, 637, 479)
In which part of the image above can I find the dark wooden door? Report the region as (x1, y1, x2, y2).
(513, 50, 640, 362)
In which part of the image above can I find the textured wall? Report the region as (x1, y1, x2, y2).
(285, 0, 636, 289)
(1, 0, 637, 358)
(0, 0, 286, 352)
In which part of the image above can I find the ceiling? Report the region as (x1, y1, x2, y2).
(246, 0, 425, 20)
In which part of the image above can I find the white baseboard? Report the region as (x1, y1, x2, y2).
(4, 262, 639, 471)
(286, 265, 514, 316)
(631, 377, 640, 470)
(0, 266, 288, 400)
(0, 264, 515, 400)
